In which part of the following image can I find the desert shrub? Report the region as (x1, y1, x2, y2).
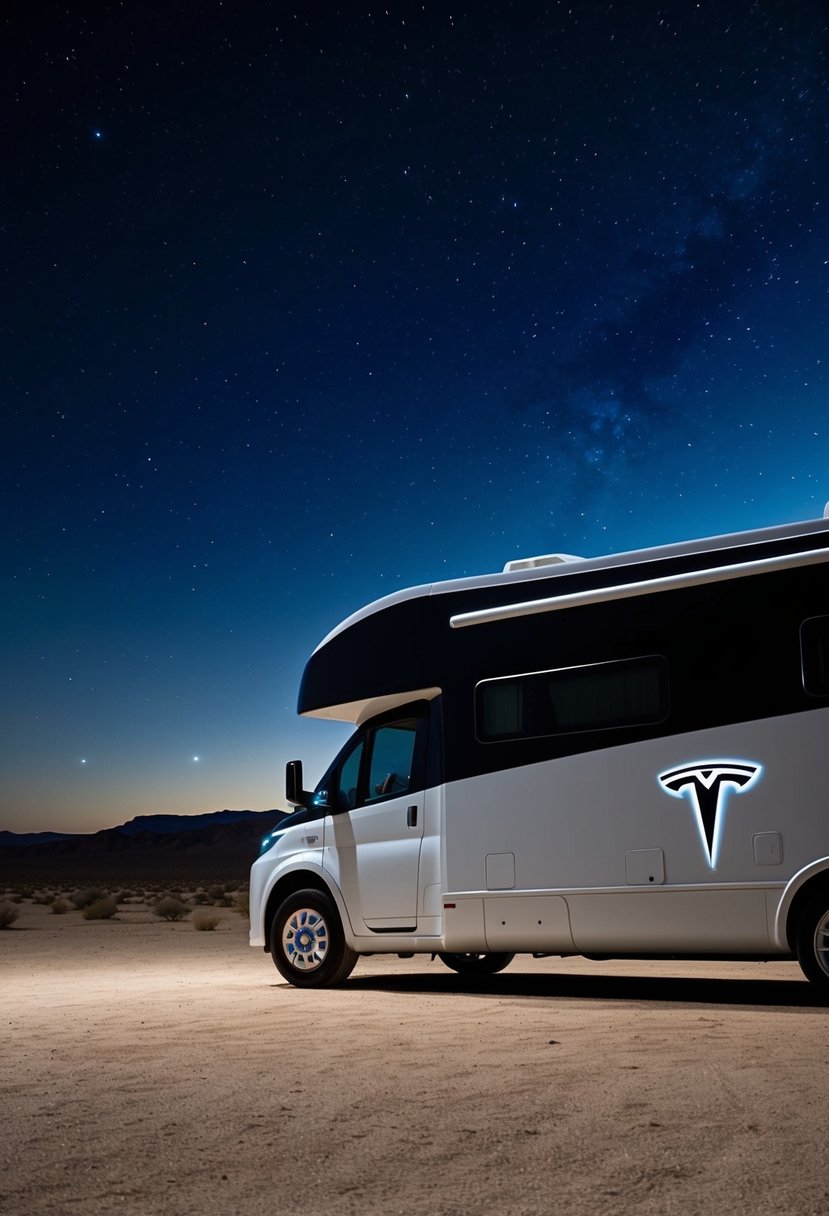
(206, 884, 226, 902)
(9, 893, 25, 904)
(153, 896, 190, 922)
(0, 902, 20, 928)
(50, 898, 70, 915)
(192, 910, 221, 931)
(192, 890, 210, 904)
(233, 889, 250, 918)
(33, 891, 56, 905)
(82, 896, 118, 920)
(70, 888, 105, 910)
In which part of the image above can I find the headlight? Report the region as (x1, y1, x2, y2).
(259, 830, 284, 856)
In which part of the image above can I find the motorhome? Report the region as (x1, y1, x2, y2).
(249, 511, 829, 996)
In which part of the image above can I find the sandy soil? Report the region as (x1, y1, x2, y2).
(2, 900, 829, 1216)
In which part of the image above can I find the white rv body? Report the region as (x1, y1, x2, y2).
(250, 513, 829, 992)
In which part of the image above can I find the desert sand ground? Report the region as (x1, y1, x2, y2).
(3, 899, 829, 1216)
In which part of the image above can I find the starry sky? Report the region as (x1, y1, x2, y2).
(3, 2, 829, 834)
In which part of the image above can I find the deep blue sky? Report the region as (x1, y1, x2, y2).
(3, 2, 829, 833)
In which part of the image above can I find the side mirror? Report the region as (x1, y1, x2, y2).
(285, 760, 306, 807)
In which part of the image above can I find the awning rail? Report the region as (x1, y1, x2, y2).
(449, 546, 829, 630)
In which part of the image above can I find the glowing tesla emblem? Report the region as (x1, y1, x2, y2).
(658, 760, 763, 867)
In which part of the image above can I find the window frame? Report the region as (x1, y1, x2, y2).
(361, 717, 422, 806)
(800, 615, 829, 697)
(313, 702, 432, 812)
(475, 654, 670, 744)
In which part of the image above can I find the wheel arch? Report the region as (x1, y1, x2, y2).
(775, 857, 829, 951)
(263, 867, 352, 950)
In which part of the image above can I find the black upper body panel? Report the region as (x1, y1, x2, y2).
(298, 519, 829, 785)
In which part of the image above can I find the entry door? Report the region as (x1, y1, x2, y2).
(324, 711, 426, 929)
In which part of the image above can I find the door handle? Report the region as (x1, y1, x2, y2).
(406, 805, 418, 828)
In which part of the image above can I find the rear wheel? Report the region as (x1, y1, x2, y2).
(795, 892, 829, 997)
(438, 952, 515, 976)
(270, 889, 358, 988)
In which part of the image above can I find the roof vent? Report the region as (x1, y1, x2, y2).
(503, 552, 583, 573)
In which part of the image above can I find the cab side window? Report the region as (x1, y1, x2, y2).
(337, 739, 364, 810)
(364, 719, 418, 803)
(317, 706, 428, 812)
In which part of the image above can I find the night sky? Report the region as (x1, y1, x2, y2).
(4, 2, 829, 834)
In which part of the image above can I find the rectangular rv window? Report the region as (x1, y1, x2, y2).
(800, 616, 829, 696)
(476, 656, 669, 742)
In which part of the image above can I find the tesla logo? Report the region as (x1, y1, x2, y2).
(658, 761, 763, 867)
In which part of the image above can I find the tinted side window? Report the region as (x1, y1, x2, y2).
(312, 737, 364, 812)
(801, 616, 829, 696)
(365, 719, 418, 803)
(317, 711, 425, 812)
(338, 740, 364, 809)
(476, 656, 669, 742)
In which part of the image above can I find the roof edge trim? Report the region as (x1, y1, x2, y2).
(449, 545, 829, 630)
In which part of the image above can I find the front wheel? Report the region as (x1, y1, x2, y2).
(795, 892, 829, 997)
(270, 889, 358, 988)
(438, 952, 515, 976)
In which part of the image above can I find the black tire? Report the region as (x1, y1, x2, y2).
(795, 892, 829, 997)
(438, 951, 515, 976)
(270, 888, 358, 988)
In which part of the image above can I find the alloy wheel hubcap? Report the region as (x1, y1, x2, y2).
(283, 907, 329, 971)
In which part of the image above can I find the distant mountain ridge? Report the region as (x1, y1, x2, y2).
(118, 809, 284, 837)
(0, 830, 73, 847)
(0, 809, 288, 851)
